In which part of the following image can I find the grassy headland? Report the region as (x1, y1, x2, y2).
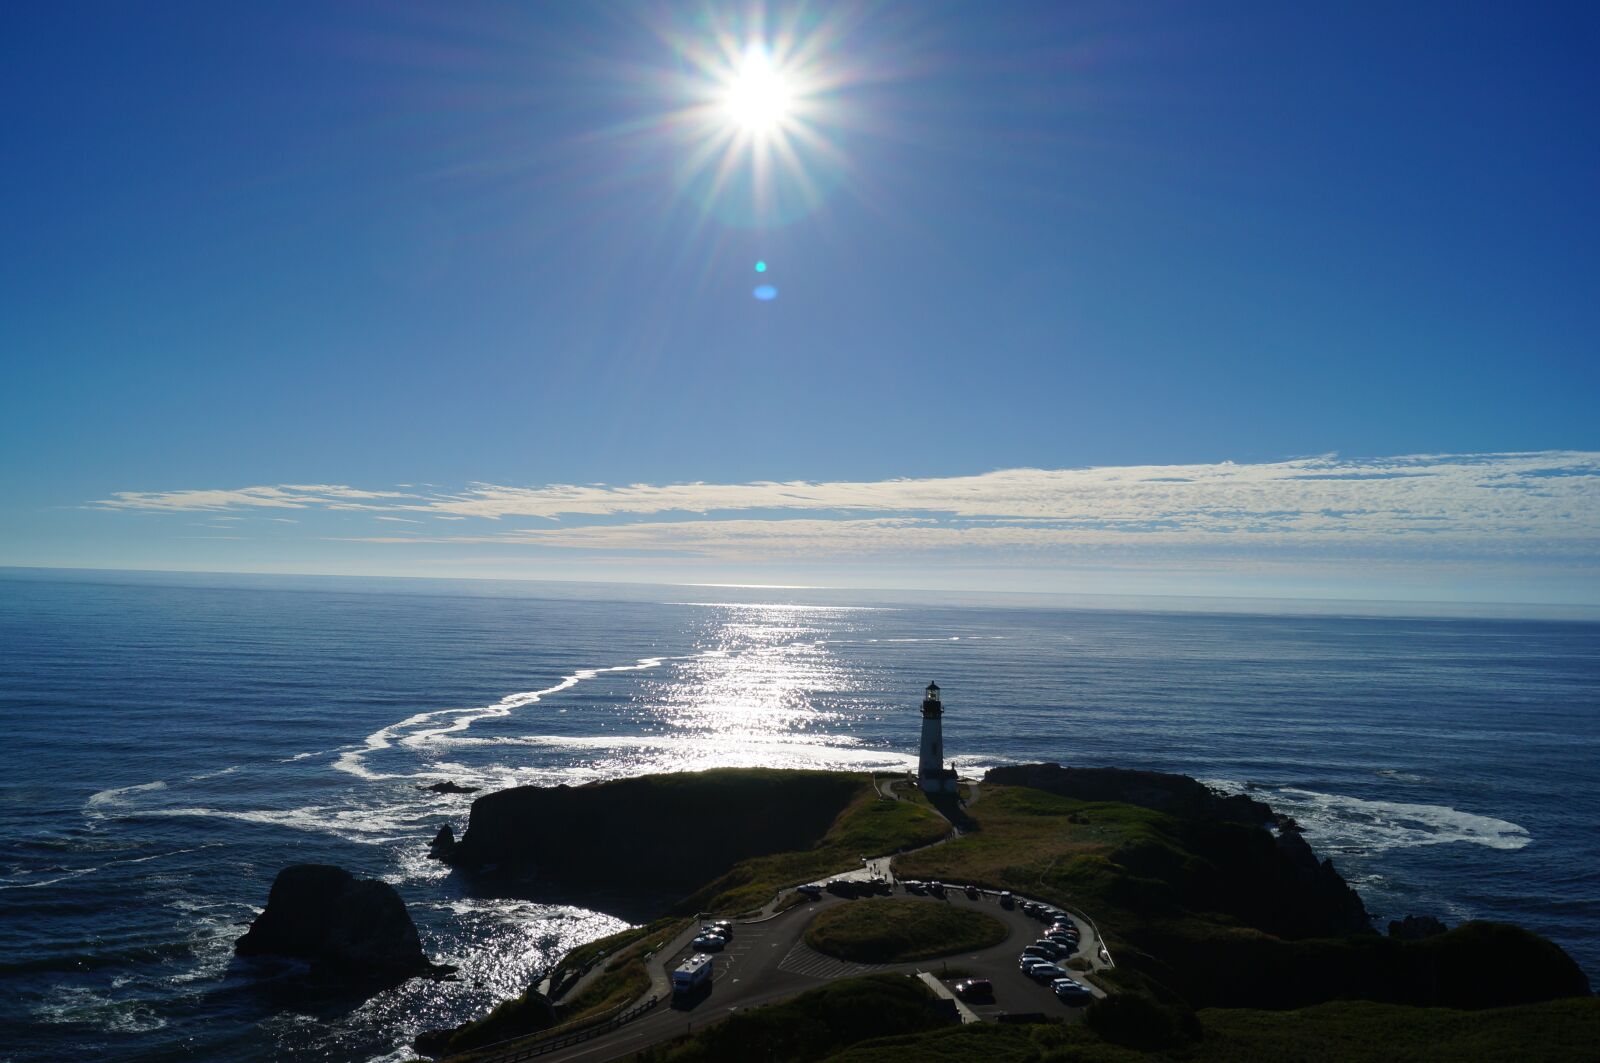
(893, 778, 1588, 1010)
(805, 897, 1008, 963)
(424, 765, 1591, 1061)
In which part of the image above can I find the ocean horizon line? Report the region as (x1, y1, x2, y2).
(4, 564, 1598, 623)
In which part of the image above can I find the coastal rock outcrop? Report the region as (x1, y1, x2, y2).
(423, 780, 478, 795)
(444, 768, 868, 911)
(235, 864, 450, 987)
(429, 824, 457, 861)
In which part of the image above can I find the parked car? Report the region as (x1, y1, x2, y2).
(952, 978, 994, 1002)
(964, 884, 981, 900)
(826, 879, 858, 898)
(1021, 944, 1052, 960)
(1053, 977, 1093, 1003)
(1019, 956, 1051, 975)
(711, 920, 733, 940)
(903, 879, 926, 894)
(998, 891, 1015, 909)
(1027, 962, 1068, 982)
(1032, 939, 1067, 958)
(1020, 901, 1041, 917)
(797, 883, 822, 898)
(1045, 933, 1078, 950)
(691, 934, 725, 951)
(928, 881, 946, 897)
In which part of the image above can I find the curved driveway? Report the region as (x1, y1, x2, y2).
(523, 886, 1104, 1063)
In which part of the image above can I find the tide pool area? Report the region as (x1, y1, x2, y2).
(1, 570, 1597, 1061)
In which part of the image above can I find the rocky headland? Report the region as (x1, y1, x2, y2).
(413, 765, 1592, 1059)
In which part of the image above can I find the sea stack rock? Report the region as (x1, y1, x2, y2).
(236, 864, 447, 986)
(429, 824, 457, 862)
(423, 780, 479, 795)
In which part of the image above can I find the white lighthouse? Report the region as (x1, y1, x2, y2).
(917, 682, 959, 793)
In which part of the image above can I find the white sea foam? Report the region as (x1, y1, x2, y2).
(34, 985, 168, 1033)
(0, 866, 99, 890)
(85, 780, 167, 810)
(333, 653, 693, 781)
(1270, 787, 1530, 853)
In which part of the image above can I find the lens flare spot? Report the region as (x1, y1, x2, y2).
(753, 285, 778, 301)
(755, 261, 767, 272)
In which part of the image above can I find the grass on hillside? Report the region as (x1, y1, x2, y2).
(892, 784, 1171, 931)
(820, 996, 1600, 1063)
(889, 785, 1594, 1012)
(805, 898, 1008, 963)
(632, 974, 955, 1063)
(682, 788, 949, 914)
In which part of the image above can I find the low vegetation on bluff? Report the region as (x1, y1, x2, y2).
(895, 770, 1589, 1010)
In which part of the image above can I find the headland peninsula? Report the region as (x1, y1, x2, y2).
(236, 766, 1594, 1062)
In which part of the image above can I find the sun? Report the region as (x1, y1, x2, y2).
(723, 45, 794, 134)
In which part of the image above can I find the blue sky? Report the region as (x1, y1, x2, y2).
(3, 2, 1597, 604)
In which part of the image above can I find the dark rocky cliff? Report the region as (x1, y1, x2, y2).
(442, 768, 867, 909)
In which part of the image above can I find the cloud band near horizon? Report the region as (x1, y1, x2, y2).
(90, 452, 1600, 564)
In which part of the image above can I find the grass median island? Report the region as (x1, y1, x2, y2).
(805, 898, 1008, 963)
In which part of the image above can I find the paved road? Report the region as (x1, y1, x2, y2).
(521, 886, 1104, 1063)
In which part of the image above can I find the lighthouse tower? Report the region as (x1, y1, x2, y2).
(917, 682, 959, 793)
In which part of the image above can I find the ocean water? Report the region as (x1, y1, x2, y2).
(1, 569, 1596, 1061)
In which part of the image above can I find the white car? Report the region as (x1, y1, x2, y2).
(1027, 962, 1068, 982)
(1018, 956, 1051, 975)
(1053, 977, 1093, 1003)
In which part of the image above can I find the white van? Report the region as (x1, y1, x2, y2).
(671, 953, 714, 994)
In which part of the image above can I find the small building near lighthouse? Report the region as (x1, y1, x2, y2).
(917, 682, 960, 793)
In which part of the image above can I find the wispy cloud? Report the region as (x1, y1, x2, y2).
(93, 452, 1600, 562)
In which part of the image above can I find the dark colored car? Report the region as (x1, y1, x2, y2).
(952, 978, 994, 1002)
(826, 879, 859, 898)
(999, 891, 1015, 909)
(964, 884, 981, 900)
(797, 883, 823, 898)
